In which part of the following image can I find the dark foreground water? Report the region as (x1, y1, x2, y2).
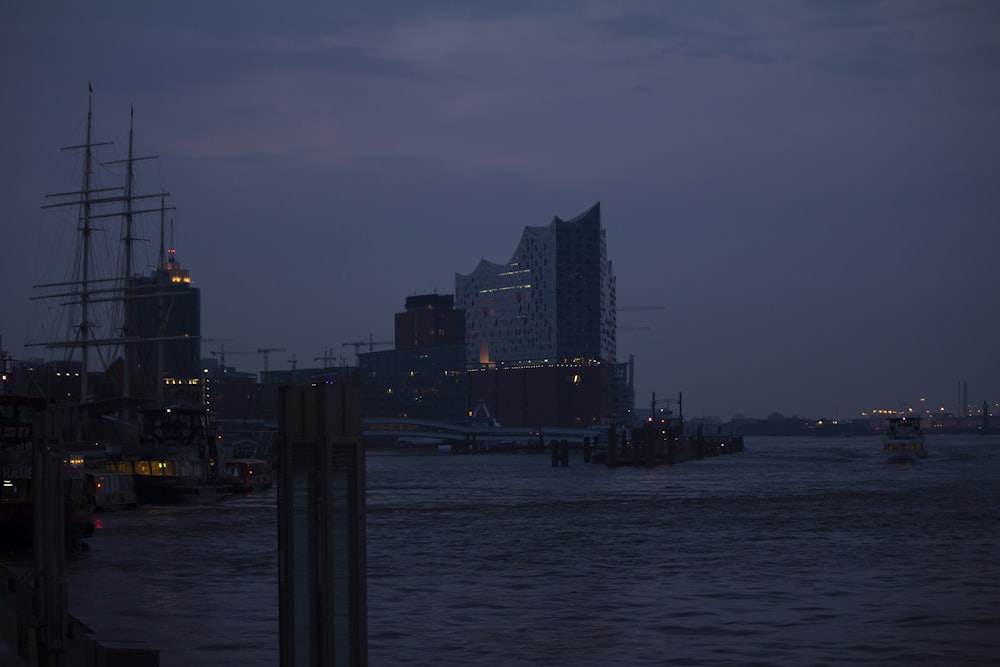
(56, 435, 1000, 665)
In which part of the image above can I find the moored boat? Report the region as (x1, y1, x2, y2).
(883, 415, 927, 461)
(108, 406, 232, 505)
(1, 393, 95, 552)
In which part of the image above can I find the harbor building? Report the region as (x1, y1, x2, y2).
(197, 204, 632, 431)
(455, 202, 616, 366)
(360, 294, 468, 422)
(128, 248, 202, 403)
(203, 363, 261, 422)
(455, 202, 622, 428)
(258, 364, 356, 423)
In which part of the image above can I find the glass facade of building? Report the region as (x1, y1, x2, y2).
(455, 202, 616, 366)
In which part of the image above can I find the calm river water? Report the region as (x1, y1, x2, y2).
(58, 435, 999, 666)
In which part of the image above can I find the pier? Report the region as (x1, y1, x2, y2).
(601, 428, 745, 468)
(363, 416, 744, 468)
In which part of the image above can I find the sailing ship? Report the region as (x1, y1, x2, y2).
(26, 87, 229, 504)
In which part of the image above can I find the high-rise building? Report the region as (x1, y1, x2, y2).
(455, 202, 616, 366)
(128, 249, 201, 401)
(455, 203, 621, 428)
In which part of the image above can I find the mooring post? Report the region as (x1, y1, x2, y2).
(560, 440, 569, 467)
(606, 426, 617, 468)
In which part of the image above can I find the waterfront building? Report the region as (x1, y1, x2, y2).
(469, 359, 615, 428)
(455, 202, 616, 366)
(395, 293, 465, 350)
(360, 294, 467, 423)
(128, 249, 201, 403)
(203, 365, 261, 422)
(456, 203, 622, 428)
(257, 365, 356, 423)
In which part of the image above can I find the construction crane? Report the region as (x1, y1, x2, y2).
(209, 344, 255, 368)
(288, 353, 297, 371)
(342, 336, 392, 365)
(257, 347, 287, 372)
(314, 348, 345, 369)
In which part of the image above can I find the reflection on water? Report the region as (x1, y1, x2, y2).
(55, 436, 1000, 666)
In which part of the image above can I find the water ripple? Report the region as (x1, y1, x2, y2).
(44, 435, 1000, 666)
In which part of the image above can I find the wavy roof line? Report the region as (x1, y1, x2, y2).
(455, 202, 600, 279)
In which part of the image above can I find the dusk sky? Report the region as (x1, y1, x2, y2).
(2, 1, 998, 420)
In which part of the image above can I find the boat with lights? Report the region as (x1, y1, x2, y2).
(883, 414, 927, 462)
(106, 406, 232, 504)
(1, 389, 95, 552)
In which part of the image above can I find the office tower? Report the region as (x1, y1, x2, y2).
(128, 249, 201, 400)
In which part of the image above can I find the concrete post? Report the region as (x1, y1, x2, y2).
(278, 383, 367, 667)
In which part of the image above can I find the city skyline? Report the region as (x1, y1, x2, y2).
(2, 2, 998, 420)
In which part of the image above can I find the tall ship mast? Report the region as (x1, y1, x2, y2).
(31, 87, 116, 407)
(27, 87, 199, 437)
(23, 87, 226, 505)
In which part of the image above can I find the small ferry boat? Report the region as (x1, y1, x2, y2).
(883, 415, 927, 461)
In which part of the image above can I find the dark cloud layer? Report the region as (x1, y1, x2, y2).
(2, 1, 997, 419)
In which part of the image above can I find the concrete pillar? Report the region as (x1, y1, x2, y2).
(278, 383, 367, 667)
(34, 433, 68, 667)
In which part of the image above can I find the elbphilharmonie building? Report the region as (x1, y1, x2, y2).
(455, 203, 625, 428)
(455, 202, 616, 367)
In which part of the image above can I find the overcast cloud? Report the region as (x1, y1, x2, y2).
(2, 1, 998, 419)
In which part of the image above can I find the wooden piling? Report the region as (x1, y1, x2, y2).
(606, 426, 617, 467)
